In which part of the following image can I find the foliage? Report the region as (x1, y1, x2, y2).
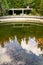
(30, 0, 43, 15)
(40, 0, 43, 15)
(31, 9, 38, 15)
(0, 0, 9, 15)
(0, 0, 43, 16)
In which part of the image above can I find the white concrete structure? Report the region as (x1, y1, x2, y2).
(9, 6, 32, 15)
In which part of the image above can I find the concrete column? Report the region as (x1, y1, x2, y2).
(12, 10, 15, 15)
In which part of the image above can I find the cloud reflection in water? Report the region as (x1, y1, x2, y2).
(21, 37, 42, 56)
(0, 36, 43, 65)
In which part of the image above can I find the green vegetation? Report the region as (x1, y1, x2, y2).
(40, 0, 43, 15)
(0, 0, 43, 16)
(30, 0, 43, 15)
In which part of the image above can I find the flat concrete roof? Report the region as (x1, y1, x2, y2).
(9, 8, 31, 10)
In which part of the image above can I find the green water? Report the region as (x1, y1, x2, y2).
(0, 22, 43, 48)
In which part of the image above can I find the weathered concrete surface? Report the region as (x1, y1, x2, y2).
(0, 16, 43, 23)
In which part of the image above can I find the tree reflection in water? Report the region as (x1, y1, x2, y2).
(0, 36, 43, 65)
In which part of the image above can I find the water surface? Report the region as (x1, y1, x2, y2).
(0, 22, 43, 65)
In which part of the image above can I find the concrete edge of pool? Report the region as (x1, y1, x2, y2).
(0, 16, 43, 23)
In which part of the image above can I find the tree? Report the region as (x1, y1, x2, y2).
(0, 0, 9, 15)
(29, 0, 41, 15)
(0, 0, 43, 16)
(7, 0, 32, 8)
(40, 0, 43, 15)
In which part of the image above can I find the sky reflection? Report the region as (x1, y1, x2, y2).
(0, 36, 43, 65)
(21, 37, 42, 56)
